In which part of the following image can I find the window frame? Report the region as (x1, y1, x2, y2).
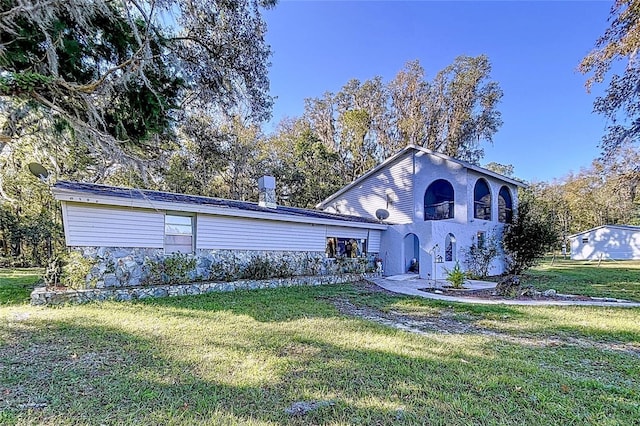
(164, 213, 195, 254)
(498, 186, 513, 224)
(473, 179, 492, 221)
(326, 237, 367, 259)
(424, 179, 455, 221)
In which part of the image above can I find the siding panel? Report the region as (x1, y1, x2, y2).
(65, 203, 164, 247)
(197, 215, 326, 251)
(325, 153, 414, 224)
(367, 230, 382, 253)
(326, 226, 368, 239)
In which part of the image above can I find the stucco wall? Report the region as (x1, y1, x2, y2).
(380, 222, 506, 278)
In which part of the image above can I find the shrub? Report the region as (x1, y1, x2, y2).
(503, 196, 557, 275)
(241, 255, 295, 280)
(144, 253, 197, 285)
(463, 230, 500, 278)
(43, 251, 96, 289)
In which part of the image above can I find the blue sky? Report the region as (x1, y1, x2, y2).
(263, 1, 615, 183)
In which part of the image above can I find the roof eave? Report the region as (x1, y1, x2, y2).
(53, 187, 388, 230)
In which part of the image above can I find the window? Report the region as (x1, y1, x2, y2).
(498, 186, 513, 224)
(474, 179, 492, 221)
(326, 237, 367, 258)
(424, 179, 455, 220)
(477, 231, 486, 249)
(582, 236, 588, 244)
(165, 214, 194, 254)
(445, 233, 456, 262)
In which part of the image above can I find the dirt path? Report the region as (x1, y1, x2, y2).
(330, 282, 640, 358)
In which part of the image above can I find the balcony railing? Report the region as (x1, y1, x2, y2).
(425, 201, 454, 221)
(474, 201, 491, 220)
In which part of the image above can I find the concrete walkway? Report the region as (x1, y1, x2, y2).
(367, 274, 640, 308)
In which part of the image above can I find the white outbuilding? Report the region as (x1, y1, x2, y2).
(569, 225, 640, 261)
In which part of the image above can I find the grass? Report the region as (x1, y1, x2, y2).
(0, 269, 41, 306)
(520, 258, 640, 302)
(1, 266, 639, 425)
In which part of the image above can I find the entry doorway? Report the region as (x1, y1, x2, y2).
(403, 233, 420, 273)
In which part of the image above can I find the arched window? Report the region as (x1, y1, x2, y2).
(445, 233, 456, 262)
(424, 179, 454, 220)
(498, 186, 513, 223)
(474, 179, 491, 220)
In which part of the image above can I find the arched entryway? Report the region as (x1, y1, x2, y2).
(403, 233, 420, 273)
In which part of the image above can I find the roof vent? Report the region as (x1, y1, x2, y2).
(258, 176, 277, 208)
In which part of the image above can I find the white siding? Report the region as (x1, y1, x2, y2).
(64, 203, 164, 247)
(197, 215, 326, 251)
(325, 153, 415, 224)
(570, 226, 640, 260)
(367, 230, 382, 253)
(325, 226, 369, 239)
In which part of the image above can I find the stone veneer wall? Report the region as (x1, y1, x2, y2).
(31, 273, 372, 305)
(68, 246, 377, 289)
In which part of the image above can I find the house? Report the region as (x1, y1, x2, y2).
(52, 179, 387, 290)
(569, 225, 640, 261)
(316, 145, 525, 279)
(51, 144, 523, 295)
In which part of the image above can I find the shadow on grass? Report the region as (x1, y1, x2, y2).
(2, 302, 639, 425)
(135, 284, 348, 322)
(136, 283, 640, 344)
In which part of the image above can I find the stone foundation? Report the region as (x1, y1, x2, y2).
(70, 247, 376, 289)
(31, 273, 371, 305)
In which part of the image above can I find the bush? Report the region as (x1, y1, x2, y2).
(43, 251, 95, 289)
(145, 253, 197, 285)
(503, 196, 558, 275)
(463, 231, 500, 278)
(241, 255, 295, 280)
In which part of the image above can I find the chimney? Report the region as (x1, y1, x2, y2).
(258, 176, 277, 208)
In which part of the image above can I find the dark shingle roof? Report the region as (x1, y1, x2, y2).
(54, 181, 384, 225)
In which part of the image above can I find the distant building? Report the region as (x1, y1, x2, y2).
(569, 225, 640, 261)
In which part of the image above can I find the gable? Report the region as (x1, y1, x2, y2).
(318, 151, 415, 224)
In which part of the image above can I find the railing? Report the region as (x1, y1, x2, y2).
(474, 201, 491, 220)
(424, 201, 454, 221)
(499, 207, 513, 224)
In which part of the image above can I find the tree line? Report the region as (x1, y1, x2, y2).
(0, 0, 639, 267)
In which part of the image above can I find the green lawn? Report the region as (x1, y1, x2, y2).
(521, 258, 640, 301)
(1, 275, 639, 425)
(0, 269, 41, 306)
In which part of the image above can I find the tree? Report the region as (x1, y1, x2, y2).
(484, 162, 515, 178)
(267, 118, 345, 208)
(299, 56, 503, 187)
(502, 193, 558, 275)
(580, 0, 640, 157)
(0, 0, 276, 266)
(0, 0, 276, 184)
(389, 57, 503, 164)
